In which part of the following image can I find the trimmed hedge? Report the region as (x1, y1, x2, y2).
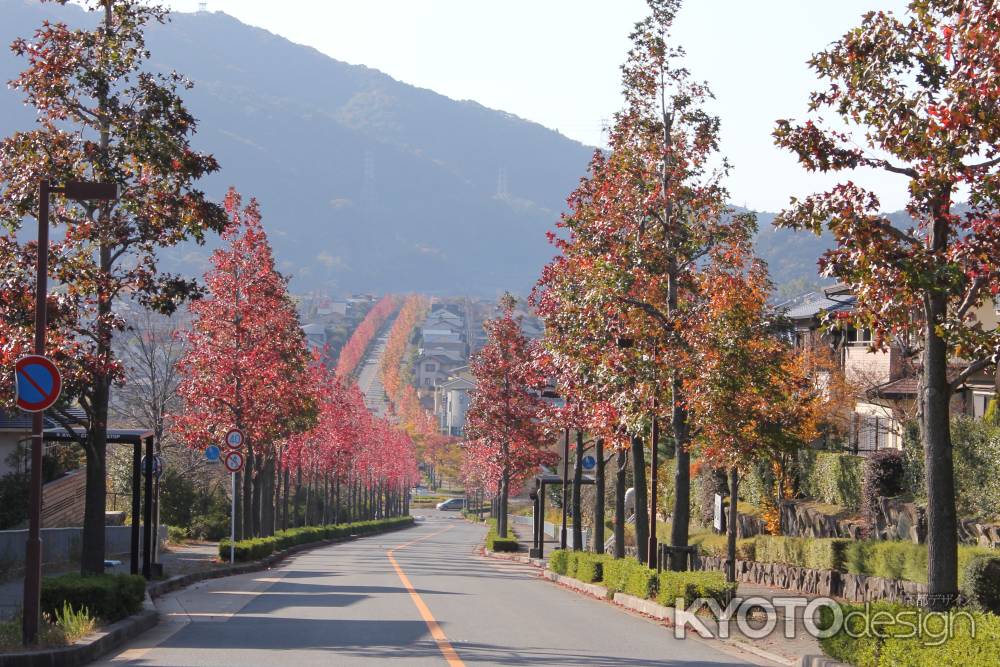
(547, 552, 734, 611)
(573, 553, 604, 583)
(820, 602, 1000, 667)
(844, 540, 996, 586)
(657, 570, 736, 609)
(41, 573, 146, 623)
(755, 535, 851, 571)
(484, 519, 519, 552)
(800, 451, 864, 510)
(747, 535, 998, 587)
(218, 516, 414, 562)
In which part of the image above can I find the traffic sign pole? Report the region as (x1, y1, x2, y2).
(22, 180, 50, 645)
(230, 472, 235, 564)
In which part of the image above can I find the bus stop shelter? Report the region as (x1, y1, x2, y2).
(529, 472, 595, 558)
(43, 428, 158, 579)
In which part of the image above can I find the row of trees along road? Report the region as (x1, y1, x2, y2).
(1, 0, 420, 566)
(468, 0, 1000, 609)
(0, 0, 227, 574)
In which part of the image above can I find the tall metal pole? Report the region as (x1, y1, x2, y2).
(130, 442, 141, 575)
(22, 180, 50, 645)
(560, 428, 569, 550)
(230, 472, 235, 563)
(648, 415, 659, 570)
(142, 436, 153, 578)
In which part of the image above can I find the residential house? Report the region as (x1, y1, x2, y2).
(784, 287, 999, 453)
(301, 323, 327, 354)
(435, 370, 476, 436)
(414, 353, 464, 388)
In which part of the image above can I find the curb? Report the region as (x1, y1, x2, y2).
(799, 656, 851, 667)
(0, 519, 417, 667)
(0, 600, 157, 667)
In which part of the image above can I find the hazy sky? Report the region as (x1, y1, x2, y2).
(162, 0, 912, 212)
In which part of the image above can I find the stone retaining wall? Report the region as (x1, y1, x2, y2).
(694, 555, 928, 604)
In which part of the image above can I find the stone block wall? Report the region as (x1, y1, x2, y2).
(694, 555, 928, 604)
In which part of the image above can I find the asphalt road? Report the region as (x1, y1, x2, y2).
(95, 512, 768, 667)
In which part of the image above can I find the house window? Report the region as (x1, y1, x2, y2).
(424, 378, 433, 387)
(848, 328, 873, 346)
(425, 363, 437, 372)
(855, 415, 894, 452)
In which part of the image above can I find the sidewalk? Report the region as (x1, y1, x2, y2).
(0, 539, 224, 620)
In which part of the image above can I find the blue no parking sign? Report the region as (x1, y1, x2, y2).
(14, 355, 62, 413)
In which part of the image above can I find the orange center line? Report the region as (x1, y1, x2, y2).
(387, 524, 465, 667)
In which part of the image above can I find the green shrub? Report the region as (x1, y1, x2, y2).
(696, 533, 757, 561)
(962, 556, 1000, 614)
(601, 556, 636, 594)
(844, 540, 996, 586)
(548, 549, 569, 575)
(41, 573, 145, 623)
(573, 553, 604, 583)
(167, 525, 189, 543)
(800, 451, 863, 510)
(218, 517, 414, 562)
(820, 602, 1000, 667)
(484, 518, 519, 552)
(753, 536, 850, 571)
(622, 563, 657, 599)
(862, 449, 906, 528)
(952, 416, 1000, 521)
(657, 570, 736, 609)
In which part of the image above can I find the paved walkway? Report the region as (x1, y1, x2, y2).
(94, 512, 767, 666)
(0, 540, 222, 620)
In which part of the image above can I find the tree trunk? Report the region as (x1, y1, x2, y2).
(595, 438, 605, 554)
(572, 431, 583, 551)
(670, 370, 691, 561)
(294, 466, 302, 527)
(498, 468, 510, 538)
(727, 468, 739, 583)
(281, 465, 289, 531)
(251, 458, 263, 536)
(243, 447, 254, 537)
(922, 294, 959, 608)
(614, 449, 626, 559)
(261, 456, 274, 537)
(81, 431, 108, 574)
(631, 435, 649, 565)
(334, 473, 341, 524)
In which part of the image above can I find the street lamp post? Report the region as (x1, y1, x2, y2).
(22, 179, 117, 645)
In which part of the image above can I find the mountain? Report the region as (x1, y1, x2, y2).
(0, 1, 830, 297)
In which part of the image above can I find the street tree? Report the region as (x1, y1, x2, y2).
(534, 0, 748, 564)
(684, 239, 821, 581)
(0, 0, 226, 573)
(773, 0, 1000, 605)
(174, 190, 313, 539)
(465, 294, 556, 538)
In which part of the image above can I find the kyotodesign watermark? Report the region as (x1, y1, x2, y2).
(674, 596, 976, 647)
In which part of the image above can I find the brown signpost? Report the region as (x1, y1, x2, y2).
(22, 179, 117, 645)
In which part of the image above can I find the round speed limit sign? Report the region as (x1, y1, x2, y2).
(223, 450, 245, 473)
(224, 428, 244, 450)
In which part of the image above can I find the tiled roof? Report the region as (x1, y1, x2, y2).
(0, 408, 87, 430)
(781, 291, 856, 321)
